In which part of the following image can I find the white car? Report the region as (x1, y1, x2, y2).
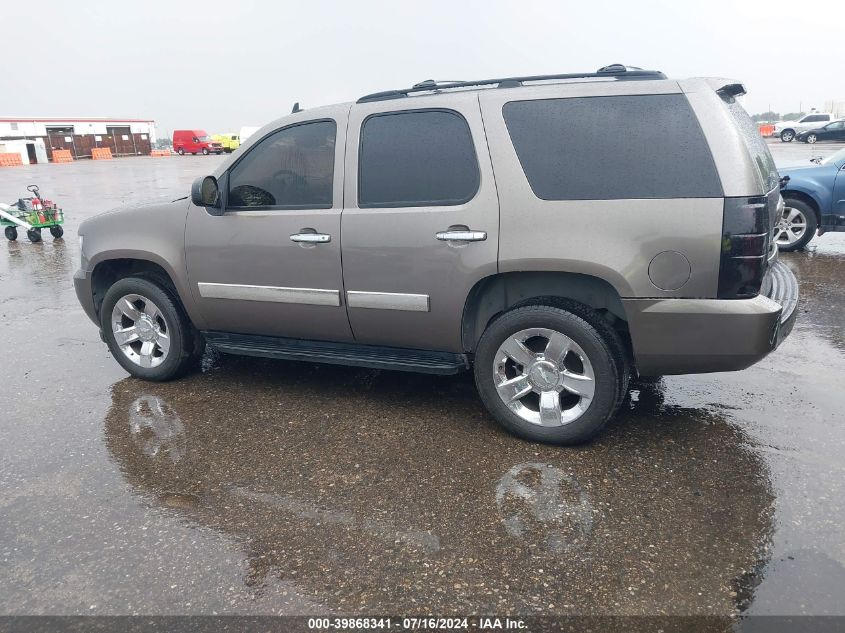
(774, 112, 834, 142)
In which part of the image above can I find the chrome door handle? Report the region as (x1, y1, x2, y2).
(435, 230, 487, 242)
(290, 233, 331, 243)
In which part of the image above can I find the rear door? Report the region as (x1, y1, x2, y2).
(341, 93, 499, 352)
(185, 106, 354, 341)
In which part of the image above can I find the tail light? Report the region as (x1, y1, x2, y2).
(718, 196, 772, 298)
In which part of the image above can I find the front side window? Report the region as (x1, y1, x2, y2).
(358, 109, 479, 208)
(826, 121, 844, 130)
(228, 120, 336, 209)
(503, 94, 723, 200)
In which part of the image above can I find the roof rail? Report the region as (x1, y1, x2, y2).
(357, 64, 666, 103)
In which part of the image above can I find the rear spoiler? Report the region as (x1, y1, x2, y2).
(690, 78, 747, 98)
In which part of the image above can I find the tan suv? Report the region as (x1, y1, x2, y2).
(75, 64, 799, 444)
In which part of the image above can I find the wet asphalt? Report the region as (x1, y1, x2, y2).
(0, 141, 844, 617)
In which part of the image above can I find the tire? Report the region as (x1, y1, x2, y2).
(27, 229, 42, 243)
(4, 226, 17, 241)
(49, 225, 64, 238)
(100, 276, 199, 381)
(177, 148, 185, 155)
(474, 303, 626, 445)
(202, 148, 209, 155)
(776, 198, 817, 251)
(780, 129, 795, 142)
(806, 134, 818, 144)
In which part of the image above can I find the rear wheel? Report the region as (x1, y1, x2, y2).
(101, 277, 200, 381)
(474, 304, 625, 445)
(4, 226, 17, 241)
(177, 148, 185, 155)
(780, 129, 795, 142)
(49, 225, 64, 238)
(27, 229, 41, 243)
(776, 198, 817, 251)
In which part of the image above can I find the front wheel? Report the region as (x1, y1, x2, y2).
(101, 277, 201, 381)
(474, 304, 625, 445)
(805, 134, 818, 144)
(27, 229, 42, 243)
(202, 148, 209, 155)
(780, 129, 795, 142)
(4, 226, 17, 241)
(49, 225, 64, 238)
(776, 198, 817, 251)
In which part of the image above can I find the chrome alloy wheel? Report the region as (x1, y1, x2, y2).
(110, 294, 171, 368)
(493, 328, 595, 427)
(775, 205, 808, 247)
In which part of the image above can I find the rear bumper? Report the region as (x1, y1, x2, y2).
(624, 260, 799, 376)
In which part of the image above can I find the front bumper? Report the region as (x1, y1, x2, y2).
(74, 267, 99, 326)
(624, 260, 799, 376)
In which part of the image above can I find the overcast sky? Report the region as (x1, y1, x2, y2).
(4, 0, 841, 135)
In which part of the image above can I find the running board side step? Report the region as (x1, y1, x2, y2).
(203, 331, 470, 375)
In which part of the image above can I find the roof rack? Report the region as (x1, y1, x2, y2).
(357, 64, 666, 103)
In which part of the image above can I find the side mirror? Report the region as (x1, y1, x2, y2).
(191, 176, 220, 210)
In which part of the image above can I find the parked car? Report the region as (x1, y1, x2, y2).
(777, 147, 845, 250)
(75, 65, 799, 445)
(212, 133, 240, 153)
(774, 112, 834, 142)
(795, 120, 845, 144)
(172, 130, 223, 155)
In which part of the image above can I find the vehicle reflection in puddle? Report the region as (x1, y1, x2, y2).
(496, 463, 592, 555)
(103, 363, 775, 614)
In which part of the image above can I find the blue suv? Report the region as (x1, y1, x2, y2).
(777, 148, 845, 250)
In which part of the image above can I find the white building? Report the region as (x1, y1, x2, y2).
(0, 117, 157, 161)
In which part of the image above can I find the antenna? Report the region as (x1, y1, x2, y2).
(292, 102, 302, 114)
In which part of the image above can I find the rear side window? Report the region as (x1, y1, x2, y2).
(502, 94, 722, 200)
(358, 110, 479, 208)
(228, 120, 336, 209)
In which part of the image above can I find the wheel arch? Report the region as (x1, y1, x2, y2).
(90, 256, 193, 325)
(461, 271, 630, 353)
(782, 190, 822, 223)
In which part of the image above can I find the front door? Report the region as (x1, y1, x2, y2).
(341, 93, 499, 352)
(185, 107, 354, 342)
(829, 162, 845, 230)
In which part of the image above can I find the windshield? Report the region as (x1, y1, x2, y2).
(821, 148, 845, 166)
(198, 135, 211, 142)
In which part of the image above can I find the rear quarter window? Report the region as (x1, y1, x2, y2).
(502, 94, 723, 200)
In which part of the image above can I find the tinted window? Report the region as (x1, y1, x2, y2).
(803, 115, 829, 123)
(358, 110, 479, 207)
(826, 121, 844, 130)
(503, 95, 722, 200)
(722, 97, 780, 192)
(228, 120, 336, 209)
